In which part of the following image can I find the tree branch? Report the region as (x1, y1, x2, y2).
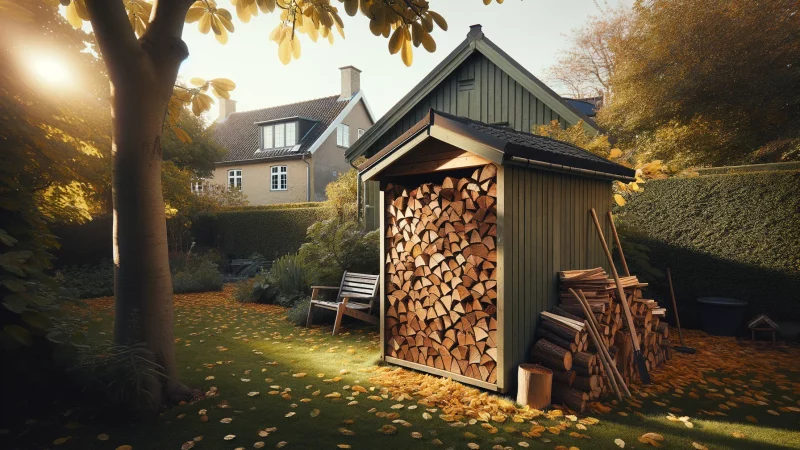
(84, 0, 142, 82)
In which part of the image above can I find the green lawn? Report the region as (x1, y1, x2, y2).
(6, 287, 799, 450)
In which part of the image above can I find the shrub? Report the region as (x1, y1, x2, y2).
(172, 260, 223, 294)
(619, 170, 800, 321)
(192, 207, 328, 259)
(270, 253, 310, 297)
(233, 278, 256, 303)
(57, 259, 115, 299)
(299, 219, 380, 286)
(233, 270, 279, 304)
(70, 342, 166, 414)
(286, 297, 311, 326)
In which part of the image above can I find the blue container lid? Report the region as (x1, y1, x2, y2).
(697, 297, 748, 307)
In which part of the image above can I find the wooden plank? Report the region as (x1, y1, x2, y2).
(379, 189, 386, 359)
(496, 164, 507, 391)
(383, 153, 492, 177)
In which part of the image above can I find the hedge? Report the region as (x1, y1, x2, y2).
(192, 207, 329, 259)
(620, 170, 800, 323)
(52, 205, 329, 268)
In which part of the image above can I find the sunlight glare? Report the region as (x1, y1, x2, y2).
(30, 57, 70, 85)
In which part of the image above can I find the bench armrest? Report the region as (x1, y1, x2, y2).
(310, 286, 339, 290)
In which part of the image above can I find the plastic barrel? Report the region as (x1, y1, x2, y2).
(696, 297, 748, 336)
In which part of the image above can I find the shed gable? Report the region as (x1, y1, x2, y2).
(370, 53, 568, 157)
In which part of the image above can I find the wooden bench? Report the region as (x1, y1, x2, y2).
(306, 271, 380, 336)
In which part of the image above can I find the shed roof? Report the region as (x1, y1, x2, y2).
(359, 110, 635, 182)
(346, 25, 600, 162)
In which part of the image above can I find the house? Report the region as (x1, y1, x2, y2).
(208, 66, 375, 205)
(345, 25, 601, 229)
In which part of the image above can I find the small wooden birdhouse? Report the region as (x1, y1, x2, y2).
(747, 314, 779, 343)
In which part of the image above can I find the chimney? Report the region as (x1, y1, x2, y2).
(339, 66, 361, 100)
(218, 98, 236, 121)
(468, 24, 483, 40)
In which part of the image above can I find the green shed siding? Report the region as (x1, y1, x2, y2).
(363, 53, 571, 231)
(499, 165, 613, 391)
(374, 53, 566, 153)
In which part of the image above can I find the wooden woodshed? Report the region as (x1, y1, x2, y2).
(359, 109, 635, 393)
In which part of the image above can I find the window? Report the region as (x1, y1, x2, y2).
(262, 126, 273, 149)
(274, 123, 285, 148)
(190, 181, 204, 193)
(337, 123, 350, 147)
(357, 128, 366, 139)
(271, 165, 287, 191)
(228, 169, 242, 190)
(261, 122, 297, 149)
(286, 122, 296, 146)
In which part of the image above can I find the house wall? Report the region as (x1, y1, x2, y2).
(499, 164, 613, 392)
(364, 52, 576, 230)
(311, 99, 374, 201)
(210, 158, 312, 206)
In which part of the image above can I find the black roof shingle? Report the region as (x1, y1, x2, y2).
(212, 95, 348, 163)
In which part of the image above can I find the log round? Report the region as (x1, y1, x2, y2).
(531, 338, 573, 371)
(516, 364, 552, 409)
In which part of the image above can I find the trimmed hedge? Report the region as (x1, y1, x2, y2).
(193, 207, 328, 259)
(620, 170, 800, 323)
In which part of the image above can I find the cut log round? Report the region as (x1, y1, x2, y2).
(516, 364, 552, 409)
(531, 338, 573, 372)
(552, 381, 588, 413)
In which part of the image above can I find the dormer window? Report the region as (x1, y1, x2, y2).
(261, 121, 297, 149)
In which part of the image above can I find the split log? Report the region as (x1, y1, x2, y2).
(516, 364, 552, 409)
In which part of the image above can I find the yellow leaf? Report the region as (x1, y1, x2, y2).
(428, 10, 448, 31)
(401, 39, 413, 67)
(278, 38, 292, 65)
(609, 148, 623, 159)
(691, 443, 708, 450)
(210, 78, 236, 91)
(614, 438, 625, 448)
(190, 77, 206, 86)
(186, 7, 205, 23)
(198, 12, 212, 34)
(614, 194, 626, 206)
(421, 32, 437, 53)
(65, 2, 83, 29)
(388, 26, 404, 55)
(291, 37, 301, 59)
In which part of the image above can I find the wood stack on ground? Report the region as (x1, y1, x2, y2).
(384, 165, 499, 384)
(528, 267, 671, 412)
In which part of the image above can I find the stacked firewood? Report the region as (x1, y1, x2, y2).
(530, 268, 671, 412)
(384, 164, 499, 384)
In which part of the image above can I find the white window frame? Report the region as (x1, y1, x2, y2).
(270, 165, 287, 191)
(228, 169, 242, 190)
(286, 122, 296, 146)
(190, 181, 204, 194)
(337, 123, 350, 147)
(357, 128, 366, 139)
(274, 123, 285, 148)
(262, 125, 273, 150)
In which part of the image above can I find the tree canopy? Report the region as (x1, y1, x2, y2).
(549, 0, 800, 167)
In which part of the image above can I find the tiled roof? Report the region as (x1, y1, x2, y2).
(212, 95, 348, 163)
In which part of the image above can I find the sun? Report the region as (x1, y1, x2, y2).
(30, 57, 70, 85)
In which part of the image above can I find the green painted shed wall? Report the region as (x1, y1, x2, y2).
(499, 164, 613, 391)
(364, 52, 574, 231)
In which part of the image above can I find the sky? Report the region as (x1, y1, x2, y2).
(176, 0, 626, 121)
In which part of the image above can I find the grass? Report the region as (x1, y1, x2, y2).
(4, 286, 799, 450)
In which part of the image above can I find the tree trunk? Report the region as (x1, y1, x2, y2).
(86, 0, 195, 411)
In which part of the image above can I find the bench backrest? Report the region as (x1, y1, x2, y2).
(338, 271, 380, 303)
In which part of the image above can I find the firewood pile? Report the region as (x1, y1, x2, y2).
(530, 267, 671, 412)
(384, 164, 499, 384)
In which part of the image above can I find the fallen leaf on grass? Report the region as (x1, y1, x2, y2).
(310, 408, 320, 417)
(220, 418, 232, 423)
(276, 442, 287, 448)
(181, 441, 195, 450)
(285, 412, 295, 418)
(223, 435, 235, 441)
(732, 431, 746, 438)
(691, 443, 708, 450)
(614, 438, 625, 448)
(116, 446, 133, 450)
(53, 437, 71, 445)
(97, 434, 109, 441)
(248, 391, 260, 397)
(377, 424, 397, 435)
(638, 432, 664, 446)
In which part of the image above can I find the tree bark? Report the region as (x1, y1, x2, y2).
(86, 0, 195, 411)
